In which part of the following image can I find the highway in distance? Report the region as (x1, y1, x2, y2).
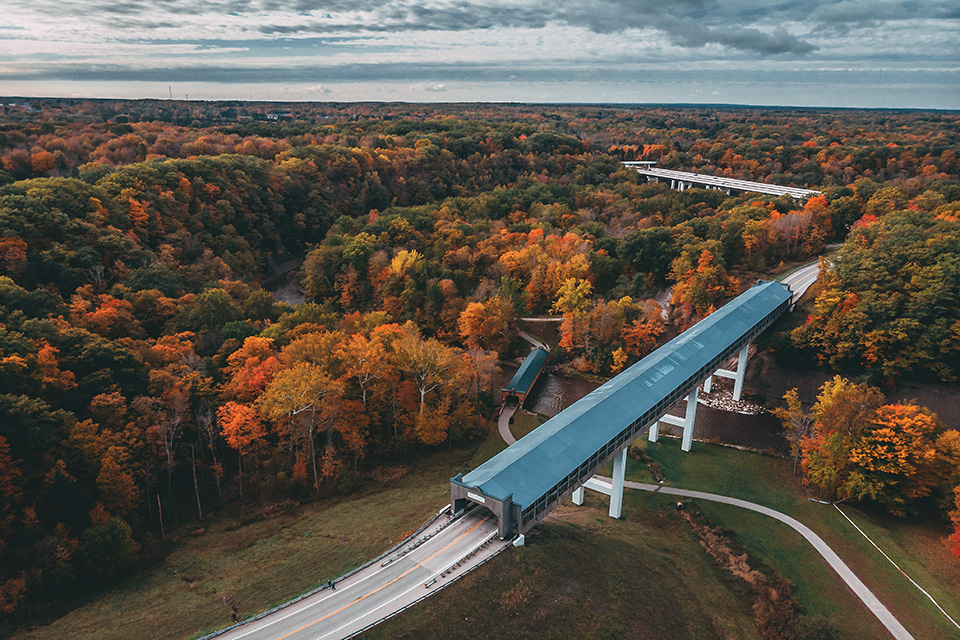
(215, 510, 503, 640)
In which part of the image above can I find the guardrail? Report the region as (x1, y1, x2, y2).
(343, 533, 512, 639)
(380, 505, 469, 567)
(195, 504, 453, 640)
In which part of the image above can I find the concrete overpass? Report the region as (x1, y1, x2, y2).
(451, 280, 794, 539)
(623, 162, 821, 200)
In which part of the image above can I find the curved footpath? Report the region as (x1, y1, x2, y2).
(613, 479, 913, 640)
(499, 419, 913, 640)
(497, 403, 519, 446)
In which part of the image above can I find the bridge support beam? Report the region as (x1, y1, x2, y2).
(703, 343, 750, 401)
(575, 447, 628, 518)
(610, 447, 626, 518)
(650, 387, 699, 451)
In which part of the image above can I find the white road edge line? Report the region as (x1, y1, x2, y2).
(315, 530, 499, 640)
(834, 504, 960, 632)
(229, 517, 474, 639)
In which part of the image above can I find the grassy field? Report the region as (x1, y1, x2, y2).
(365, 496, 764, 640)
(15, 447, 474, 640)
(627, 437, 960, 640)
(18, 414, 960, 640)
(372, 424, 960, 640)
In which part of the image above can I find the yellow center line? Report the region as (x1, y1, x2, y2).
(274, 515, 491, 640)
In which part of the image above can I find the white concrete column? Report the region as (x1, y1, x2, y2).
(733, 343, 748, 401)
(680, 388, 699, 452)
(648, 420, 659, 442)
(657, 388, 699, 452)
(609, 448, 627, 519)
(703, 375, 713, 393)
(707, 343, 751, 401)
(572, 486, 584, 505)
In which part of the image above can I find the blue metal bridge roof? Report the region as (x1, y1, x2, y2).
(460, 281, 792, 510)
(503, 347, 550, 396)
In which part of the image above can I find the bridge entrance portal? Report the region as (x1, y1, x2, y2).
(450, 475, 516, 539)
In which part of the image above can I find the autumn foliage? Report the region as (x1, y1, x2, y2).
(1, 101, 959, 625)
(784, 377, 958, 518)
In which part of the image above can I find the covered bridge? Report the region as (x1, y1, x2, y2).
(502, 347, 550, 408)
(451, 281, 793, 538)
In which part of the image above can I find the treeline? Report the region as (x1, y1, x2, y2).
(1, 104, 959, 626)
(776, 377, 960, 558)
(790, 206, 960, 383)
(3, 102, 958, 190)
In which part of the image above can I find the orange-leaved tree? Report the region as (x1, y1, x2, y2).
(256, 362, 342, 491)
(800, 376, 883, 498)
(221, 336, 283, 402)
(217, 401, 265, 495)
(843, 404, 945, 516)
(670, 248, 739, 327)
(458, 297, 514, 352)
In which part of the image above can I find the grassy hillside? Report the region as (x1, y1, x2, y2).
(364, 497, 763, 640)
(14, 448, 470, 640)
(369, 431, 960, 640)
(17, 420, 960, 640)
(628, 438, 960, 640)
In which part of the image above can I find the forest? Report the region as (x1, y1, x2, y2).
(0, 99, 958, 629)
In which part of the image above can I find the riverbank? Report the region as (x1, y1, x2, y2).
(496, 363, 788, 455)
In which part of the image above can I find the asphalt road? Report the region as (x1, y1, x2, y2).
(779, 260, 821, 303)
(216, 511, 503, 640)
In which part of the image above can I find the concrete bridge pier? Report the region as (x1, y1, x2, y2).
(572, 447, 628, 518)
(572, 485, 584, 505)
(650, 387, 700, 451)
(704, 343, 749, 400)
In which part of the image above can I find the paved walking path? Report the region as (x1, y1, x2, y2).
(498, 403, 518, 445)
(497, 420, 913, 640)
(615, 479, 914, 640)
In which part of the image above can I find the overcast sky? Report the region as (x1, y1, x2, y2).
(2, 0, 958, 108)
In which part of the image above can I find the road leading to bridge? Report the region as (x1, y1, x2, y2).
(779, 260, 821, 303)
(215, 510, 504, 640)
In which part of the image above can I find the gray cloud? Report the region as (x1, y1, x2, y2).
(29, 0, 824, 55)
(248, 1, 820, 55)
(4, 60, 955, 87)
(648, 20, 816, 55)
(5, 0, 958, 108)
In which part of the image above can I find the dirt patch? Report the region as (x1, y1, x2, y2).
(679, 506, 799, 640)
